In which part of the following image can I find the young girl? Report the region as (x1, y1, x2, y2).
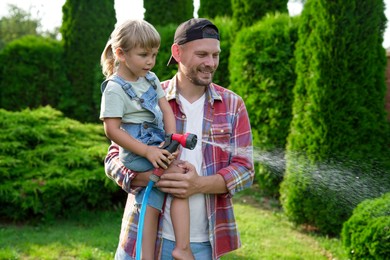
(99, 19, 193, 260)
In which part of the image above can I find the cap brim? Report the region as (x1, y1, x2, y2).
(167, 55, 178, 66)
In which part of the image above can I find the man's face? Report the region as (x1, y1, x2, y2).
(178, 38, 220, 87)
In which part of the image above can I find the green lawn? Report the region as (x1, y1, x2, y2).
(0, 189, 348, 260)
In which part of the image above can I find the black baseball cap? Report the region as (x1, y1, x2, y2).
(167, 18, 220, 65)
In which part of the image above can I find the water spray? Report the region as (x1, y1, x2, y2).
(136, 133, 197, 260)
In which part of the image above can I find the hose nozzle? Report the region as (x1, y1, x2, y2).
(151, 133, 197, 180)
(171, 133, 197, 150)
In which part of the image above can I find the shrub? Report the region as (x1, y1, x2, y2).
(281, 0, 390, 235)
(61, 0, 116, 122)
(229, 13, 299, 197)
(198, 0, 232, 18)
(231, 0, 288, 32)
(154, 24, 178, 81)
(144, 0, 193, 26)
(0, 106, 118, 221)
(341, 192, 390, 259)
(212, 16, 235, 89)
(0, 35, 69, 111)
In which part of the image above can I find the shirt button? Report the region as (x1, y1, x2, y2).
(220, 129, 224, 133)
(143, 124, 148, 129)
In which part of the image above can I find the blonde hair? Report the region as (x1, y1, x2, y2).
(100, 19, 161, 78)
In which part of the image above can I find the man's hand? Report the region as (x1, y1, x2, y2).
(156, 160, 200, 199)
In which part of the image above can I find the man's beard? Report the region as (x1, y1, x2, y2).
(185, 65, 215, 87)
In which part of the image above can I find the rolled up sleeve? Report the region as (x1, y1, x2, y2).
(104, 142, 142, 194)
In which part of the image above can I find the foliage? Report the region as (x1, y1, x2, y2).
(341, 192, 390, 259)
(231, 0, 288, 32)
(144, 0, 193, 26)
(0, 4, 40, 50)
(61, 0, 116, 122)
(229, 13, 300, 196)
(0, 107, 117, 221)
(153, 24, 179, 81)
(211, 17, 235, 88)
(0, 35, 69, 111)
(198, 0, 232, 18)
(281, 0, 390, 235)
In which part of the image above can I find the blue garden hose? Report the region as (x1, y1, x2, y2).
(136, 179, 155, 260)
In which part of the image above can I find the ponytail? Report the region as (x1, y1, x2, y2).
(100, 41, 116, 79)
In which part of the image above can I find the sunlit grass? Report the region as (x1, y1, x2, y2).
(0, 189, 348, 260)
(0, 210, 120, 260)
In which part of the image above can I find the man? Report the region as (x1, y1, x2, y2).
(104, 18, 254, 260)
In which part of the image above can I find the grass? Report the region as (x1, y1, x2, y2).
(0, 186, 349, 260)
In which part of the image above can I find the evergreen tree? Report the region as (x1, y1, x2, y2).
(198, 0, 232, 18)
(144, 0, 193, 26)
(229, 13, 299, 197)
(61, 0, 116, 122)
(231, 0, 288, 32)
(280, 0, 390, 235)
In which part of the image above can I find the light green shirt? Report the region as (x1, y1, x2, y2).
(99, 74, 165, 124)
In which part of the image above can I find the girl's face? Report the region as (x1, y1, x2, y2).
(116, 45, 159, 81)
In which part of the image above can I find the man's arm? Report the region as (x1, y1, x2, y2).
(157, 96, 255, 198)
(104, 142, 152, 193)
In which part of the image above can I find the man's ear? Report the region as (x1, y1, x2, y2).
(171, 44, 180, 63)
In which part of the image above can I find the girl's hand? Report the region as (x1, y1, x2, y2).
(145, 146, 171, 169)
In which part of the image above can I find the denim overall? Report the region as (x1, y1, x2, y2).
(101, 72, 166, 210)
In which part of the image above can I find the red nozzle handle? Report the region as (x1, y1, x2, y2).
(149, 133, 198, 182)
(171, 133, 197, 150)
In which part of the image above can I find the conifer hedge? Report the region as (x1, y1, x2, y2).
(0, 107, 117, 221)
(229, 13, 299, 197)
(153, 24, 178, 81)
(231, 0, 288, 32)
(211, 17, 235, 88)
(280, 0, 390, 235)
(61, 0, 115, 122)
(144, 0, 193, 26)
(0, 35, 68, 111)
(198, 0, 232, 18)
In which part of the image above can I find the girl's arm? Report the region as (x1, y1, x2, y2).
(158, 97, 176, 134)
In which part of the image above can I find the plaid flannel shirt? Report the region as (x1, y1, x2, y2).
(104, 75, 254, 259)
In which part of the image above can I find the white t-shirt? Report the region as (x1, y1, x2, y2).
(162, 93, 209, 242)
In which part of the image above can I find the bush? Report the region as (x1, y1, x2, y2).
(198, 0, 232, 18)
(61, 0, 116, 123)
(231, 0, 288, 32)
(229, 13, 299, 197)
(212, 16, 235, 89)
(341, 192, 390, 259)
(144, 0, 193, 26)
(154, 24, 178, 81)
(0, 35, 69, 111)
(0, 106, 118, 221)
